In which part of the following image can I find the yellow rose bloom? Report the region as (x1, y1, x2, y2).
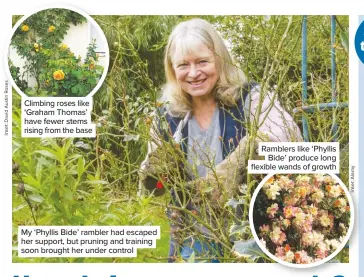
(53, 70, 65, 81)
(60, 43, 68, 50)
(21, 25, 29, 32)
(34, 43, 39, 49)
(48, 25, 56, 32)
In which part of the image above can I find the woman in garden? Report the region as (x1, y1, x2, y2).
(139, 18, 302, 262)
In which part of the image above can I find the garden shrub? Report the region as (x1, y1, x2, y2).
(10, 9, 103, 96)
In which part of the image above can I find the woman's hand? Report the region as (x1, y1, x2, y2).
(139, 142, 185, 196)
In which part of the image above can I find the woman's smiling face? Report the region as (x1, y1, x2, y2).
(172, 40, 218, 99)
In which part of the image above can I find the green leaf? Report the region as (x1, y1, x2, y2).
(62, 187, 74, 201)
(100, 213, 120, 222)
(65, 154, 83, 166)
(340, 31, 349, 52)
(51, 191, 60, 203)
(78, 85, 87, 95)
(22, 175, 40, 188)
(71, 70, 82, 79)
(187, 251, 195, 263)
(74, 141, 91, 150)
(202, 186, 214, 193)
(77, 157, 85, 179)
(23, 184, 40, 193)
(34, 149, 59, 161)
(86, 174, 97, 181)
(134, 118, 140, 128)
(69, 216, 84, 225)
(87, 77, 97, 85)
(229, 221, 250, 235)
(13, 202, 28, 212)
(232, 239, 266, 261)
(123, 134, 140, 141)
(161, 121, 169, 131)
(63, 139, 73, 157)
(28, 194, 45, 203)
(83, 180, 109, 185)
(225, 198, 245, 209)
(36, 161, 43, 182)
(71, 85, 79, 94)
(37, 156, 54, 168)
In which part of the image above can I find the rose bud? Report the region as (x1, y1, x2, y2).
(12, 163, 19, 174)
(17, 182, 25, 195)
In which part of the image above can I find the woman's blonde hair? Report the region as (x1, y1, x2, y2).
(162, 18, 247, 117)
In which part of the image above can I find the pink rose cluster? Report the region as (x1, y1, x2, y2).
(256, 174, 350, 264)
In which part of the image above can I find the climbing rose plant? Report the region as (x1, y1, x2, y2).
(10, 8, 103, 96)
(254, 174, 351, 264)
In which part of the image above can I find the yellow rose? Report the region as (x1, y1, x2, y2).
(48, 25, 56, 32)
(21, 25, 29, 32)
(34, 43, 39, 49)
(60, 43, 68, 50)
(53, 70, 65, 81)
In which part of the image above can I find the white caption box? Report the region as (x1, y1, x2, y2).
(21, 97, 95, 138)
(18, 226, 161, 258)
(248, 142, 340, 174)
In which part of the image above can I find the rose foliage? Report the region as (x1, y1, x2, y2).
(10, 9, 103, 96)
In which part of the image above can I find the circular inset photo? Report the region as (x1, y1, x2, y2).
(6, 6, 109, 97)
(249, 173, 353, 268)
